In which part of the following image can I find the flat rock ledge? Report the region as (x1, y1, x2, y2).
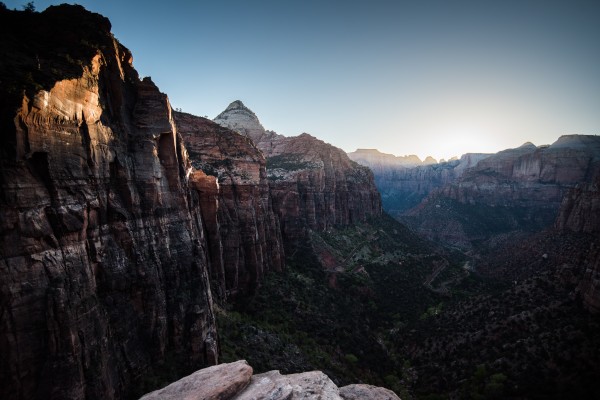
(140, 360, 400, 400)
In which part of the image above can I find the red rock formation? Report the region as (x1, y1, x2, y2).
(404, 137, 600, 250)
(175, 112, 284, 297)
(0, 6, 217, 399)
(214, 101, 382, 244)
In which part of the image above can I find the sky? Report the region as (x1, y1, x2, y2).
(4, 0, 600, 160)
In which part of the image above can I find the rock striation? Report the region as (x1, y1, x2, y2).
(403, 137, 600, 250)
(0, 6, 218, 399)
(214, 101, 382, 244)
(174, 111, 284, 297)
(140, 360, 401, 400)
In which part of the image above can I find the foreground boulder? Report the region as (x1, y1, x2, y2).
(140, 360, 401, 400)
(140, 360, 253, 400)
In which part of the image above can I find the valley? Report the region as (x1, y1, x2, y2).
(0, 4, 599, 400)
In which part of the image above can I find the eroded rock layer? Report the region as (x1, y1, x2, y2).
(174, 112, 284, 297)
(0, 6, 218, 399)
(214, 101, 382, 244)
(403, 137, 600, 250)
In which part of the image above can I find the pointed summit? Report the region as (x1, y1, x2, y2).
(214, 100, 265, 142)
(223, 100, 255, 114)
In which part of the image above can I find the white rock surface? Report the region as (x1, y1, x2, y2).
(139, 360, 253, 400)
(139, 360, 402, 400)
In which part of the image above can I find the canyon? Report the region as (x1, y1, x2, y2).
(0, 5, 382, 399)
(1, 4, 600, 400)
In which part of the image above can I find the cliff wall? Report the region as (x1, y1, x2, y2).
(403, 137, 600, 250)
(0, 6, 218, 399)
(174, 112, 284, 297)
(214, 101, 382, 244)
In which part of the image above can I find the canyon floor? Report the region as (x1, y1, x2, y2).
(213, 214, 600, 400)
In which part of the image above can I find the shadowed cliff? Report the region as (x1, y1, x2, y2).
(0, 5, 219, 399)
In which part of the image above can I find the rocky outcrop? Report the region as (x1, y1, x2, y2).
(174, 111, 284, 297)
(403, 137, 600, 250)
(339, 384, 401, 400)
(0, 6, 218, 399)
(214, 101, 382, 244)
(140, 360, 254, 400)
(140, 360, 401, 400)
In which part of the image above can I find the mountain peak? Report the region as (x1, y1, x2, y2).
(225, 100, 250, 112)
(214, 100, 265, 142)
(216, 100, 258, 120)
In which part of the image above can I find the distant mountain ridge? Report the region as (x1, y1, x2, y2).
(349, 135, 600, 254)
(347, 148, 436, 168)
(349, 148, 491, 216)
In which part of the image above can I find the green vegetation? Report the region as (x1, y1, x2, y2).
(266, 154, 316, 171)
(217, 214, 470, 396)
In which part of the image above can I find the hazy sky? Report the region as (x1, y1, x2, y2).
(5, 0, 600, 160)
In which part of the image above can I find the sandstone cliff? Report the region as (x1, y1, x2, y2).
(403, 137, 600, 250)
(174, 111, 284, 297)
(214, 101, 382, 244)
(0, 6, 218, 399)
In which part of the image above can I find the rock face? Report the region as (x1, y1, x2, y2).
(350, 151, 490, 216)
(174, 111, 284, 297)
(0, 6, 218, 399)
(140, 360, 401, 400)
(140, 360, 254, 400)
(214, 101, 382, 244)
(339, 384, 401, 400)
(555, 174, 600, 312)
(402, 137, 600, 250)
(213, 100, 273, 145)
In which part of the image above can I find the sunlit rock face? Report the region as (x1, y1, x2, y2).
(213, 100, 274, 145)
(402, 136, 600, 250)
(446, 136, 600, 206)
(175, 111, 284, 297)
(214, 101, 382, 245)
(347, 149, 424, 169)
(0, 6, 218, 399)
